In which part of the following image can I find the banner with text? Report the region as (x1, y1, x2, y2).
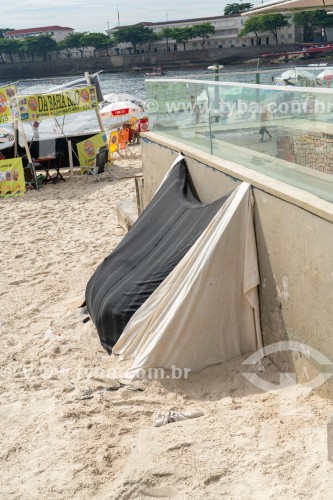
(17, 86, 98, 122)
(0, 157, 25, 198)
(0, 85, 17, 124)
(77, 132, 108, 167)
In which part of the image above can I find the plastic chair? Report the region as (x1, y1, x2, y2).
(130, 117, 138, 131)
(109, 130, 119, 156)
(118, 128, 133, 156)
(82, 147, 109, 182)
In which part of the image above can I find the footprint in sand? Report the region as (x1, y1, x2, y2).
(142, 485, 177, 498)
(8, 280, 26, 286)
(204, 473, 224, 486)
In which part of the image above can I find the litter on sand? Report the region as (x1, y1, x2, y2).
(105, 383, 144, 392)
(153, 410, 204, 427)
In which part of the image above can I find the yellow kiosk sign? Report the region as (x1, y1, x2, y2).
(77, 132, 108, 167)
(0, 85, 17, 124)
(0, 157, 25, 198)
(17, 85, 98, 121)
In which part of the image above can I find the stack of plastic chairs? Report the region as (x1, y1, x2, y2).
(109, 127, 132, 157)
(118, 128, 130, 155)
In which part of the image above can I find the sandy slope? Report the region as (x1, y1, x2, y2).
(0, 147, 332, 499)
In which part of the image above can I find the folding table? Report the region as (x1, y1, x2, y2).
(35, 153, 65, 183)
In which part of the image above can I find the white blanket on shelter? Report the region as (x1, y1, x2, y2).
(113, 182, 262, 378)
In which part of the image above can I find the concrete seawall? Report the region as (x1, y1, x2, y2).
(0, 44, 301, 79)
(141, 132, 333, 400)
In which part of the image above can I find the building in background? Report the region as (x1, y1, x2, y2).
(107, 15, 302, 55)
(4, 26, 74, 43)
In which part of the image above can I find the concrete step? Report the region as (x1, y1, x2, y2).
(117, 198, 138, 231)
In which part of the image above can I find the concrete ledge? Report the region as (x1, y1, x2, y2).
(142, 132, 333, 223)
(328, 416, 333, 462)
(117, 199, 138, 231)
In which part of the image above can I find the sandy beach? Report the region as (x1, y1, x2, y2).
(1, 146, 333, 499)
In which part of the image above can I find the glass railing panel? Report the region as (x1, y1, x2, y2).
(146, 78, 333, 203)
(167, 66, 333, 88)
(146, 80, 213, 154)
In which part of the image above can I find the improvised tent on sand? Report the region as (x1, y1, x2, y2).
(86, 157, 262, 378)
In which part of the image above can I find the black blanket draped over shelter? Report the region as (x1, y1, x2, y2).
(85, 159, 232, 353)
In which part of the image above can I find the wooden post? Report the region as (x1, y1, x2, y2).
(135, 177, 142, 216)
(85, 71, 106, 135)
(95, 103, 106, 135)
(68, 139, 74, 181)
(328, 416, 333, 462)
(13, 119, 18, 157)
(18, 120, 39, 190)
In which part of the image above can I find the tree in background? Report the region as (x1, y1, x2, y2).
(61, 32, 88, 58)
(259, 14, 289, 44)
(171, 27, 194, 50)
(159, 27, 174, 52)
(316, 10, 333, 41)
(0, 28, 13, 38)
(238, 16, 262, 44)
(0, 39, 20, 63)
(293, 11, 318, 42)
(0, 39, 7, 62)
(58, 39, 72, 58)
(113, 25, 155, 53)
(20, 36, 57, 62)
(37, 35, 58, 60)
(192, 23, 215, 49)
(224, 2, 253, 15)
(82, 33, 114, 56)
(292, 11, 333, 42)
(16, 41, 26, 62)
(238, 14, 289, 44)
(142, 30, 159, 53)
(20, 37, 40, 62)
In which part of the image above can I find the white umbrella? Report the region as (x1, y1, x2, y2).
(102, 92, 145, 110)
(280, 69, 316, 81)
(317, 69, 333, 79)
(317, 68, 333, 86)
(280, 69, 316, 86)
(274, 77, 287, 86)
(100, 101, 142, 118)
(244, 0, 333, 16)
(208, 64, 224, 70)
(296, 70, 316, 80)
(103, 92, 135, 103)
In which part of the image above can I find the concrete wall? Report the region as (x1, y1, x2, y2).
(0, 44, 301, 80)
(141, 134, 333, 399)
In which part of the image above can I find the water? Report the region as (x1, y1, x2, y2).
(0, 65, 289, 96)
(0, 69, 213, 97)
